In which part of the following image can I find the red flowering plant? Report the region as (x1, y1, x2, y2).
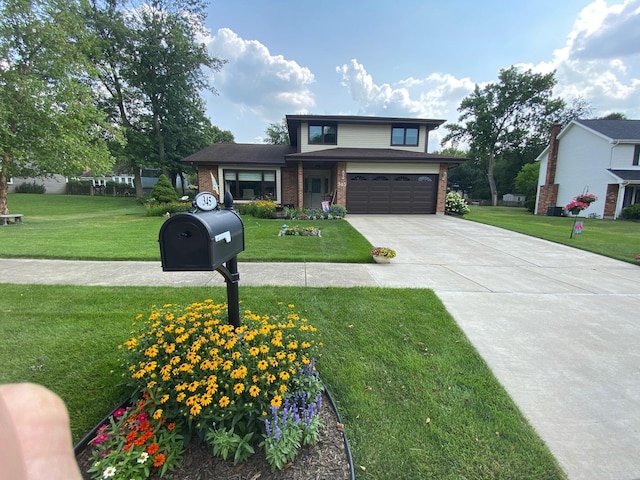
(87, 395, 183, 479)
(565, 193, 597, 215)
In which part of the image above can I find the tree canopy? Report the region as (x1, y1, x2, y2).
(443, 67, 574, 205)
(0, 0, 118, 214)
(264, 117, 290, 145)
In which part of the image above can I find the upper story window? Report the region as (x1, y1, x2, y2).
(633, 145, 640, 166)
(308, 124, 337, 144)
(391, 126, 419, 146)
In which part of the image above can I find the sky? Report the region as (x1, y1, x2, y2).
(199, 0, 640, 150)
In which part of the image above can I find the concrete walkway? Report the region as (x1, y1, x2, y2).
(1, 214, 639, 479)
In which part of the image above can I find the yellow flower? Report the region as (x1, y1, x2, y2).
(175, 382, 188, 391)
(186, 395, 199, 406)
(190, 403, 202, 416)
(279, 384, 287, 393)
(222, 360, 233, 371)
(144, 345, 158, 358)
(257, 360, 268, 371)
(170, 356, 181, 365)
(279, 371, 290, 381)
(301, 341, 311, 349)
(153, 409, 163, 420)
(160, 394, 169, 404)
(233, 383, 245, 395)
(287, 353, 296, 363)
(176, 392, 186, 402)
(231, 351, 242, 360)
(259, 345, 269, 354)
(188, 381, 199, 392)
(266, 374, 276, 384)
(249, 385, 260, 397)
(287, 341, 298, 350)
(201, 393, 212, 406)
(270, 395, 282, 408)
(219, 396, 230, 408)
(287, 304, 295, 308)
(124, 338, 138, 350)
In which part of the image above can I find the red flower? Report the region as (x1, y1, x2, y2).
(146, 443, 159, 455)
(125, 431, 137, 443)
(167, 422, 176, 431)
(153, 453, 166, 467)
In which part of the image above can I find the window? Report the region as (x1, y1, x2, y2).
(391, 126, 419, 146)
(224, 170, 276, 200)
(633, 145, 640, 166)
(7, 177, 13, 185)
(308, 124, 337, 144)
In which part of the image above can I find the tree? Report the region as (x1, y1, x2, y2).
(514, 162, 540, 212)
(264, 117, 290, 145)
(443, 67, 565, 206)
(150, 174, 178, 203)
(598, 112, 627, 120)
(0, 0, 117, 214)
(86, 0, 226, 196)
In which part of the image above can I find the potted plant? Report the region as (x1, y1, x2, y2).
(371, 247, 396, 264)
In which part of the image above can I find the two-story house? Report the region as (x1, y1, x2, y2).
(536, 119, 640, 219)
(182, 114, 466, 214)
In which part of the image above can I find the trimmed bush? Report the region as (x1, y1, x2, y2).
(150, 174, 179, 204)
(621, 203, 640, 220)
(145, 201, 192, 217)
(15, 182, 46, 194)
(238, 200, 277, 218)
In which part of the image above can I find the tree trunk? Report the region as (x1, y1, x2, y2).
(487, 153, 498, 206)
(0, 152, 10, 215)
(134, 168, 144, 198)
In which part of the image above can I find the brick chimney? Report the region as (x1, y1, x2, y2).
(545, 122, 562, 185)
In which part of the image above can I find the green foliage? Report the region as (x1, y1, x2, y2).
(0, 0, 118, 213)
(15, 182, 46, 194)
(514, 162, 540, 212)
(150, 174, 179, 203)
(286, 205, 347, 220)
(145, 201, 191, 216)
(621, 203, 640, 220)
(238, 200, 277, 218)
(264, 117, 290, 145)
(445, 192, 470, 216)
(66, 179, 93, 195)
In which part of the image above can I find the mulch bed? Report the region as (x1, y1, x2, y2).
(76, 392, 351, 480)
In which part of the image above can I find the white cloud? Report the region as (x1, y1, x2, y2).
(336, 59, 475, 121)
(207, 28, 316, 121)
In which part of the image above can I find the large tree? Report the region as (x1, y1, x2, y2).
(86, 0, 225, 195)
(0, 0, 117, 214)
(443, 67, 565, 206)
(264, 117, 290, 145)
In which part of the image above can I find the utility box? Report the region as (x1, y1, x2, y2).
(546, 206, 564, 217)
(159, 209, 244, 271)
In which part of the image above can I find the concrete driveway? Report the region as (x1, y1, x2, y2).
(346, 214, 640, 480)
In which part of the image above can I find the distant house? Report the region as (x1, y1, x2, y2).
(502, 193, 525, 206)
(7, 174, 68, 194)
(535, 119, 640, 218)
(182, 114, 466, 214)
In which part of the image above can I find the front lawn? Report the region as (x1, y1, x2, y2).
(0, 284, 566, 480)
(466, 206, 640, 264)
(0, 194, 372, 262)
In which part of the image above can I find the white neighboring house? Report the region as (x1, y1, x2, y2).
(535, 119, 640, 219)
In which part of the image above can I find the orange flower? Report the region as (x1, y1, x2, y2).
(153, 453, 166, 467)
(146, 443, 159, 455)
(126, 431, 137, 443)
(167, 422, 176, 431)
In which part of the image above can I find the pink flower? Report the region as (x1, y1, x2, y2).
(91, 432, 110, 445)
(113, 408, 126, 419)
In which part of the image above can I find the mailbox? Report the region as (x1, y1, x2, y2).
(159, 209, 244, 271)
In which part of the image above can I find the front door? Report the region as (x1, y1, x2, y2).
(304, 173, 330, 209)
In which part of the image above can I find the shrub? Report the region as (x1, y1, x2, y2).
(287, 205, 347, 220)
(85, 300, 323, 477)
(445, 192, 470, 216)
(150, 175, 179, 204)
(67, 179, 92, 195)
(238, 200, 277, 218)
(621, 203, 640, 220)
(105, 180, 135, 196)
(15, 182, 46, 194)
(145, 202, 192, 217)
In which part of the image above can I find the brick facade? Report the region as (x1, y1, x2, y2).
(603, 184, 619, 219)
(437, 164, 448, 214)
(536, 123, 562, 215)
(197, 167, 216, 194)
(536, 184, 559, 215)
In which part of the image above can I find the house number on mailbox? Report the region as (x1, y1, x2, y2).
(194, 192, 217, 211)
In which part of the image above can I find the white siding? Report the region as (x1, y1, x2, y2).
(550, 126, 617, 218)
(610, 144, 636, 168)
(347, 162, 439, 174)
(8, 175, 67, 194)
(299, 122, 426, 153)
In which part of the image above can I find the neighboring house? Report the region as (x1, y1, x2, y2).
(7, 175, 67, 194)
(182, 114, 466, 214)
(536, 119, 640, 219)
(502, 193, 525, 206)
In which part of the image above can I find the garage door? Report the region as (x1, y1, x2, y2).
(346, 173, 438, 214)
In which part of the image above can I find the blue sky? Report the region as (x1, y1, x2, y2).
(200, 0, 640, 149)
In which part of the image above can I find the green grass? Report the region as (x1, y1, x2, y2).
(0, 284, 566, 479)
(0, 194, 372, 262)
(466, 206, 640, 264)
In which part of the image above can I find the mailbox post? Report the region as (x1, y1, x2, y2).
(159, 192, 244, 327)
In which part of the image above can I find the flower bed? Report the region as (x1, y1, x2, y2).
(83, 301, 324, 479)
(279, 225, 321, 236)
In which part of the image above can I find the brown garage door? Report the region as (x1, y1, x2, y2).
(346, 173, 438, 213)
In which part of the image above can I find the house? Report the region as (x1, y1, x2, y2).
(7, 174, 67, 194)
(536, 119, 640, 219)
(182, 114, 466, 214)
(502, 193, 525, 206)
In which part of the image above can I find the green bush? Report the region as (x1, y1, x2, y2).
(150, 174, 179, 203)
(15, 182, 46, 194)
(105, 180, 135, 196)
(445, 192, 470, 216)
(287, 205, 347, 220)
(621, 203, 640, 220)
(66, 179, 92, 195)
(238, 200, 277, 218)
(145, 201, 192, 217)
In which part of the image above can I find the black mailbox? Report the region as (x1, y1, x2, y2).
(159, 209, 244, 271)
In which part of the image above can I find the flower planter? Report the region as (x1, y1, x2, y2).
(372, 255, 391, 264)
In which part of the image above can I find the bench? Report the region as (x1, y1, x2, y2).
(0, 214, 24, 225)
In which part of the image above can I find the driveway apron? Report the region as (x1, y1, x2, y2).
(346, 214, 640, 480)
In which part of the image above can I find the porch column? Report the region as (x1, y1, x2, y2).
(436, 164, 448, 214)
(297, 161, 304, 209)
